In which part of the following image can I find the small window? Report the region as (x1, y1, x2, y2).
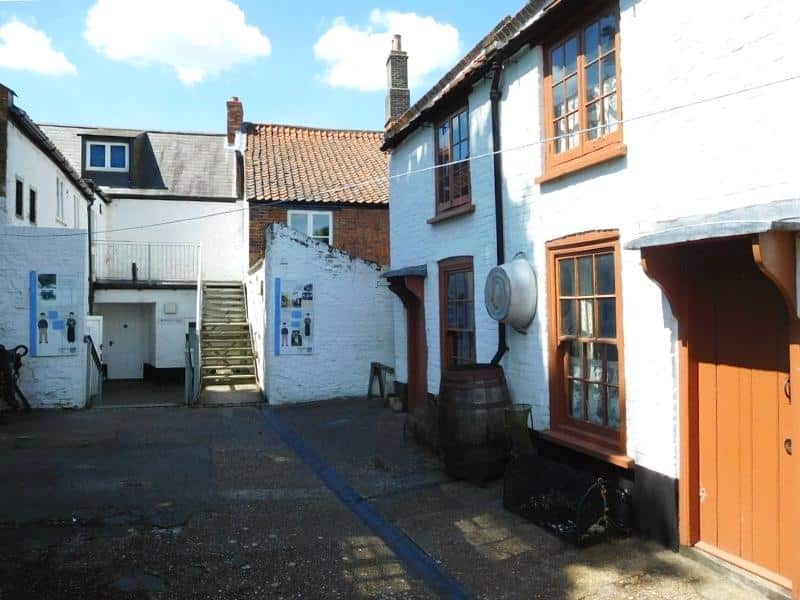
(439, 256, 476, 369)
(547, 231, 624, 454)
(86, 141, 129, 172)
(29, 187, 37, 224)
(435, 107, 471, 215)
(287, 211, 333, 245)
(15, 178, 23, 218)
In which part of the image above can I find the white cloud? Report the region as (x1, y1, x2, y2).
(85, 0, 271, 85)
(0, 21, 77, 76)
(314, 9, 460, 92)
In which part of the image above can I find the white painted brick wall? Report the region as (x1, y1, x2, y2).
(258, 224, 395, 404)
(245, 263, 266, 389)
(0, 225, 88, 408)
(4, 121, 89, 229)
(389, 0, 800, 479)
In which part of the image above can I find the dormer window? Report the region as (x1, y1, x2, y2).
(86, 141, 129, 172)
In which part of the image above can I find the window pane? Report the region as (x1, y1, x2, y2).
(553, 83, 565, 118)
(568, 341, 583, 377)
(565, 75, 578, 113)
(554, 119, 567, 154)
(464, 271, 474, 300)
(551, 45, 565, 82)
(438, 122, 449, 152)
(559, 258, 575, 296)
(566, 113, 579, 150)
(312, 213, 330, 238)
(606, 344, 619, 384)
(289, 213, 308, 234)
(602, 53, 616, 94)
(603, 94, 618, 134)
(110, 145, 126, 168)
(564, 36, 578, 75)
(459, 111, 469, 143)
(465, 302, 475, 329)
(608, 386, 620, 429)
(438, 165, 450, 205)
(596, 253, 615, 294)
(570, 379, 584, 419)
(588, 384, 604, 425)
(578, 256, 594, 295)
(587, 102, 601, 140)
(587, 343, 604, 382)
(89, 144, 105, 168)
(599, 298, 616, 338)
(560, 299, 577, 336)
(599, 15, 616, 54)
(584, 22, 600, 63)
(585, 61, 600, 102)
(449, 272, 465, 300)
(451, 115, 460, 144)
(460, 332, 475, 363)
(579, 299, 595, 337)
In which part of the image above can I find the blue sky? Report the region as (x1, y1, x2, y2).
(0, 0, 524, 133)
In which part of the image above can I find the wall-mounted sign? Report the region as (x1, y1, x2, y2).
(29, 271, 82, 357)
(274, 278, 314, 356)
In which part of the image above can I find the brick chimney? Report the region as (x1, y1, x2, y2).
(226, 96, 243, 145)
(385, 34, 410, 128)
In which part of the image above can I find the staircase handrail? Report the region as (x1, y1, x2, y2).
(84, 335, 103, 407)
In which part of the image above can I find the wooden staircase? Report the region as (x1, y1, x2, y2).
(199, 282, 260, 406)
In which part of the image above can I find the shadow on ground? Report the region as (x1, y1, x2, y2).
(0, 399, 774, 599)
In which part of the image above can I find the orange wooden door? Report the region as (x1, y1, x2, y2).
(691, 240, 793, 582)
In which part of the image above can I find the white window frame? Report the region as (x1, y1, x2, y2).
(56, 178, 66, 223)
(287, 210, 333, 245)
(85, 141, 129, 172)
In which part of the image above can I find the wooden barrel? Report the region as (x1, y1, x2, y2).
(438, 364, 512, 483)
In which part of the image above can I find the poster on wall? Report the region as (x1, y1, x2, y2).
(274, 278, 314, 355)
(29, 271, 82, 357)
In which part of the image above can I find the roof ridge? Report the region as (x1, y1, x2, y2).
(38, 122, 226, 137)
(248, 122, 384, 137)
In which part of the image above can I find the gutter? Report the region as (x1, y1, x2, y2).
(489, 60, 508, 367)
(87, 195, 95, 314)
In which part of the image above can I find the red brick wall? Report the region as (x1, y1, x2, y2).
(249, 204, 390, 266)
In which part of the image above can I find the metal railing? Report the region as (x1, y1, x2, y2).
(93, 240, 201, 283)
(85, 335, 103, 407)
(185, 328, 201, 406)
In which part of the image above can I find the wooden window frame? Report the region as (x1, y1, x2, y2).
(538, 5, 626, 184)
(545, 230, 629, 463)
(433, 106, 472, 219)
(439, 256, 476, 369)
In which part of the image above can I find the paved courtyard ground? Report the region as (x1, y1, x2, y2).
(0, 399, 778, 599)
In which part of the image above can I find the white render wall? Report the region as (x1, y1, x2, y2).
(94, 288, 196, 369)
(0, 225, 88, 408)
(244, 262, 266, 389)
(97, 197, 247, 282)
(388, 0, 800, 479)
(259, 224, 394, 404)
(4, 120, 89, 229)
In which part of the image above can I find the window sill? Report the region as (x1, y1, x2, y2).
(539, 428, 634, 469)
(427, 203, 475, 225)
(536, 143, 627, 185)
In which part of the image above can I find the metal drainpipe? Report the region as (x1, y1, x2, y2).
(489, 60, 508, 368)
(87, 195, 95, 314)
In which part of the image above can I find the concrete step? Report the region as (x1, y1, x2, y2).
(199, 355, 253, 363)
(202, 331, 250, 338)
(202, 345, 252, 353)
(202, 340, 252, 348)
(204, 300, 245, 306)
(203, 322, 249, 328)
(201, 374, 256, 384)
(199, 384, 262, 408)
(202, 365, 254, 374)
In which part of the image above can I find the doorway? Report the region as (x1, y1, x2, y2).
(688, 239, 793, 585)
(94, 303, 154, 380)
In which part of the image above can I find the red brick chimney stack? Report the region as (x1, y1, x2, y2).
(226, 96, 243, 145)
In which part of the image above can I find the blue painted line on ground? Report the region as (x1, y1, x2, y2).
(260, 407, 470, 600)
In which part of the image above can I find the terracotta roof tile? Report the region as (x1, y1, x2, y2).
(245, 123, 388, 205)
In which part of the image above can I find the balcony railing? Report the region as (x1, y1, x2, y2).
(93, 240, 201, 283)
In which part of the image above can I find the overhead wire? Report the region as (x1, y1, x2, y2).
(2, 72, 799, 240)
